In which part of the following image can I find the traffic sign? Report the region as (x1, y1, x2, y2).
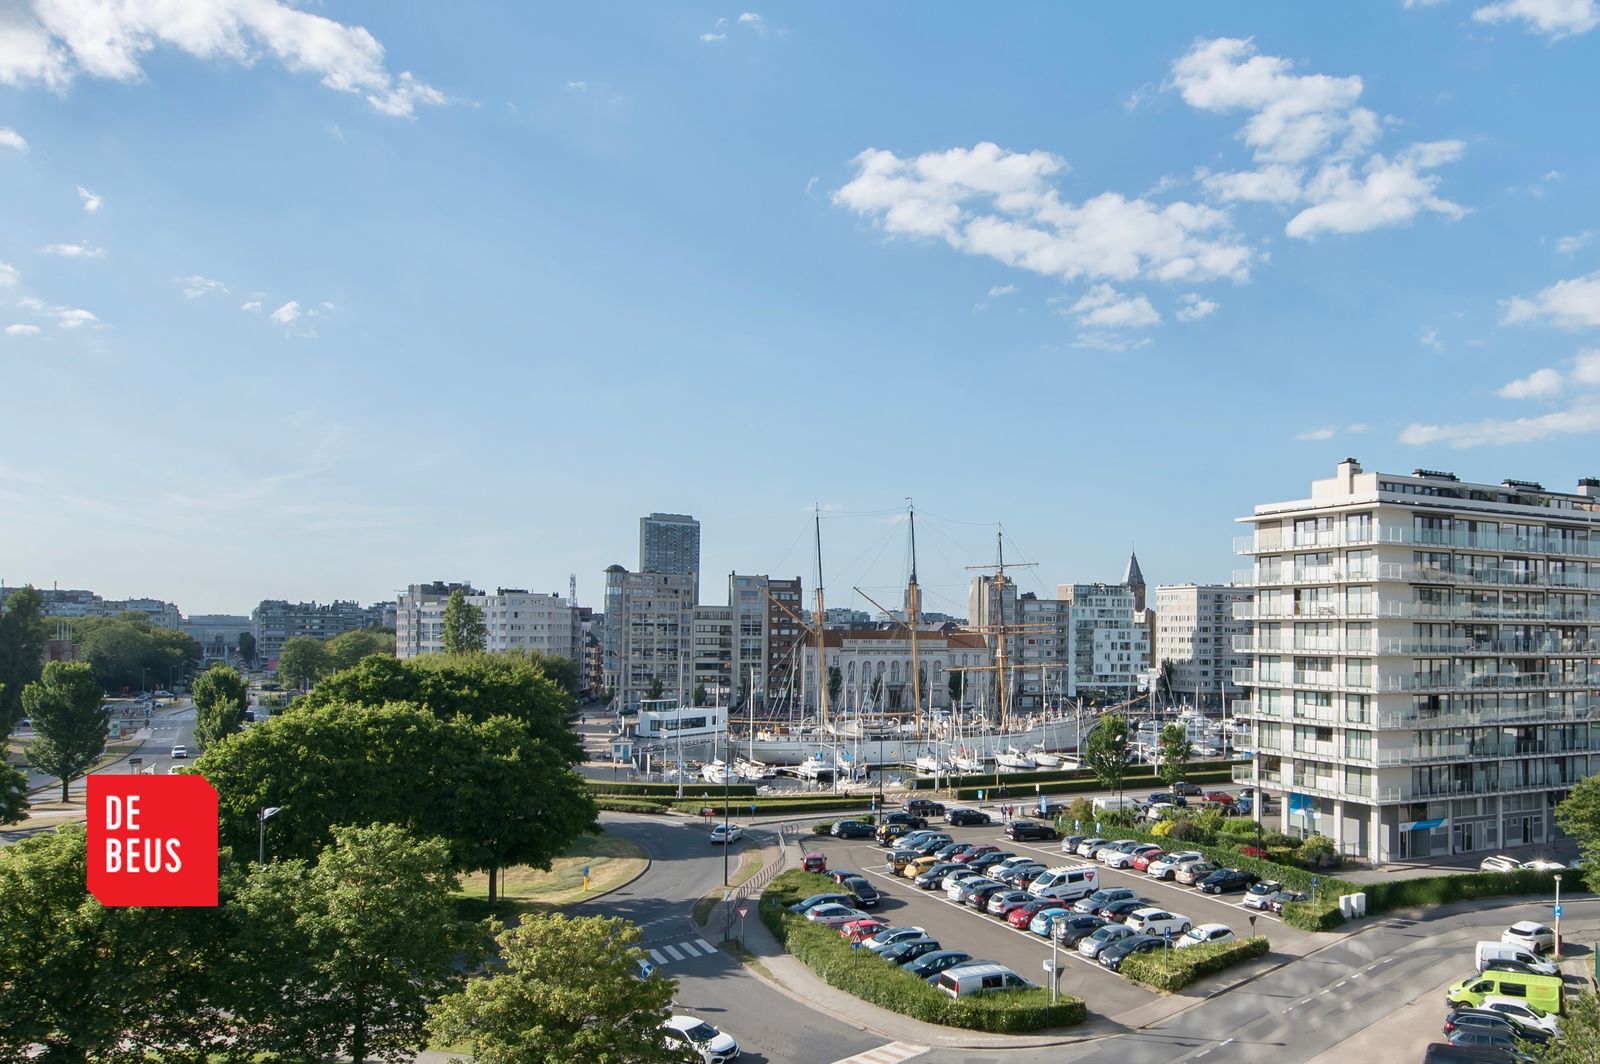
(738, 906, 748, 918)
(1042, 959, 1055, 973)
(1554, 904, 1564, 917)
(639, 960, 656, 978)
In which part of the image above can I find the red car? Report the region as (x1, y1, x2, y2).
(839, 917, 887, 941)
(951, 844, 1001, 865)
(1131, 848, 1165, 872)
(1204, 791, 1234, 805)
(1007, 900, 1055, 929)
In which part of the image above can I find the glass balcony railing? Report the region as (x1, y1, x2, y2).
(1237, 527, 1600, 559)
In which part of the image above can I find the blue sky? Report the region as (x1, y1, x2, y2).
(2, 2, 1598, 617)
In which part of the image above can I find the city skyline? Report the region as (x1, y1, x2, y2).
(3, 4, 1598, 613)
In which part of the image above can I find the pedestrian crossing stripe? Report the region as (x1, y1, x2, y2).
(829, 1043, 928, 1064)
(644, 940, 720, 966)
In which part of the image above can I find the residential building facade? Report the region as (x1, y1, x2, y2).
(689, 605, 734, 704)
(603, 565, 697, 712)
(395, 582, 578, 662)
(1059, 582, 1151, 702)
(802, 629, 991, 714)
(0, 586, 183, 629)
(639, 513, 701, 592)
(253, 598, 376, 662)
(1235, 459, 1600, 861)
(1154, 584, 1253, 709)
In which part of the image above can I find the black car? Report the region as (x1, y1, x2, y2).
(831, 819, 875, 839)
(1052, 914, 1109, 946)
(881, 937, 942, 965)
(945, 807, 992, 826)
(903, 798, 946, 817)
(787, 891, 852, 914)
(911, 835, 955, 856)
(913, 862, 964, 889)
(1006, 819, 1057, 841)
(902, 949, 972, 980)
(1145, 792, 1188, 808)
(964, 881, 1010, 909)
(997, 862, 1047, 888)
(1423, 1044, 1522, 1063)
(1099, 934, 1164, 972)
(1446, 1028, 1536, 1059)
(842, 876, 881, 908)
(1098, 898, 1150, 922)
(1172, 782, 1204, 797)
(967, 851, 1014, 873)
(1199, 868, 1259, 894)
(1443, 1010, 1545, 1044)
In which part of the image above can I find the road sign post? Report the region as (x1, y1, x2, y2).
(738, 904, 749, 947)
(1554, 875, 1564, 958)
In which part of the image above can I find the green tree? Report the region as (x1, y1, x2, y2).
(647, 675, 664, 701)
(228, 823, 480, 1064)
(947, 669, 965, 706)
(869, 675, 883, 707)
(1530, 990, 1600, 1062)
(71, 614, 201, 694)
(192, 662, 251, 752)
(1158, 722, 1192, 788)
(237, 630, 256, 668)
(23, 661, 109, 802)
(1557, 777, 1600, 888)
(693, 682, 707, 707)
(442, 589, 487, 654)
(326, 628, 397, 671)
(0, 586, 47, 733)
(0, 825, 234, 1062)
(1084, 712, 1133, 798)
(276, 635, 331, 690)
(0, 760, 26, 825)
(826, 665, 842, 707)
(429, 915, 684, 1064)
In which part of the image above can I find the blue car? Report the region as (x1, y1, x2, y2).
(1029, 907, 1072, 937)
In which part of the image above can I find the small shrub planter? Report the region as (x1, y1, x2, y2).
(1120, 936, 1270, 992)
(760, 870, 1087, 1032)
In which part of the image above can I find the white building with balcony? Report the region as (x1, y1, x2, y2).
(1234, 459, 1600, 862)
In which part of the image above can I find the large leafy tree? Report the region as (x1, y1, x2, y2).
(0, 760, 26, 825)
(1556, 777, 1600, 889)
(1084, 712, 1133, 798)
(326, 628, 396, 671)
(72, 614, 201, 693)
(0, 825, 235, 1062)
(442, 589, 487, 654)
(227, 823, 480, 1063)
(1529, 991, 1600, 1062)
(23, 661, 109, 801)
(0, 586, 47, 733)
(430, 915, 686, 1064)
(276, 635, 331, 690)
(192, 662, 251, 752)
(237, 631, 257, 668)
(1158, 722, 1192, 788)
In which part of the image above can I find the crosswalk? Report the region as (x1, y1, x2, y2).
(830, 1043, 928, 1064)
(644, 938, 719, 965)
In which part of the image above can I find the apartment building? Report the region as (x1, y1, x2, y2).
(640, 513, 701, 594)
(1060, 582, 1151, 702)
(395, 582, 578, 661)
(1155, 584, 1253, 709)
(253, 598, 376, 662)
(689, 605, 734, 704)
(0, 586, 184, 629)
(1235, 459, 1600, 861)
(603, 565, 697, 711)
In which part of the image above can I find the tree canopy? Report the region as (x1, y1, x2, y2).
(0, 760, 26, 826)
(442, 589, 487, 655)
(0, 586, 47, 733)
(70, 614, 200, 693)
(276, 635, 332, 690)
(429, 915, 685, 1064)
(192, 662, 251, 752)
(1158, 722, 1192, 788)
(237, 631, 257, 668)
(23, 660, 109, 802)
(1084, 712, 1133, 796)
(326, 628, 397, 671)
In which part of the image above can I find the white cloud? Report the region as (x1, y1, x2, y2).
(834, 141, 1253, 285)
(0, 0, 444, 117)
(177, 275, 227, 298)
(700, 32, 726, 42)
(1286, 141, 1467, 239)
(1401, 401, 1600, 447)
(1176, 293, 1219, 321)
(0, 126, 25, 151)
(1473, 0, 1600, 37)
(988, 284, 1019, 297)
(41, 241, 104, 258)
(1198, 163, 1304, 205)
(1421, 327, 1444, 350)
(1069, 284, 1160, 328)
(1295, 427, 1337, 440)
(1498, 367, 1564, 398)
(1503, 270, 1600, 329)
(54, 307, 96, 328)
(76, 185, 101, 212)
(1573, 349, 1600, 384)
(566, 80, 587, 91)
(270, 300, 301, 325)
(4, 323, 40, 336)
(240, 300, 262, 312)
(1404, 0, 1449, 7)
(1347, 423, 1370, 434)
(1071, 333, 1152, 352)
(0, 262, 17, 287)
(1556, 230, 1594, 255)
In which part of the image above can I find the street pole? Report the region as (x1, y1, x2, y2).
(723, 721, 731, 887)
(257, 805, 281, 864)
(1554, 873, 1563, 958)
(1050, 928, 1059, 1006)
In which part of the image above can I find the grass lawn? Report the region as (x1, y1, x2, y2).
(454, 831, 648, 918)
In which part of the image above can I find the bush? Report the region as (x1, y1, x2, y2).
(593, 797, 670, 815)
(1120, 935, 1270, 992)
(812, 821, 836, 835)
(1166, 819, 1208, 843)
(587, 780, 759, 798)
(1298, 834, 1341, 870)
(1262, 832, 1301, 850)
(1362, 868, 1558, 912)
(1150, 820, 1174, 838)
(760, 870, 1087, 1031)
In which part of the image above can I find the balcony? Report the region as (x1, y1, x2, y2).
(1235, 563, 1396, 588)
(1237, 526, 1600, 560)
(1378, 671, 1593, 693)
(1233, 527, 1399, 554)
(1233, 763, 1280, 786)
(1233, 601, 1404, 621)
(1232, 667, 1373, 691)
(1391, 703, 1600, 730)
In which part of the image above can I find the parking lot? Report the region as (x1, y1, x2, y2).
(800, 814, 1323, 1021)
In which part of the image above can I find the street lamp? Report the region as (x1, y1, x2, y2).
(1554, 873, 1563, 958)
(258, 806, 282, 864)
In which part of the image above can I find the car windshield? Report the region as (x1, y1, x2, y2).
(683, 1022, 718, 1042)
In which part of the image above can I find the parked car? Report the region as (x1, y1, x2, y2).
(1479, 855, 1524, 873)
(1267, 890, 1310, 914)
(862, 926, 928, 953)
(1524, 858, 1566, 872)
(805, 904, 871, 927)
(1175, 861, 1218, 886)
(1243, 881, 1285, 910)
(1474, 997, 1561, 1038)
(1074, 886, 1137, 915)
(953, 844, 1002, 865)
(1097, 840, 1143, 866)
(1502, 922, 1556, 954)
(831, 819, 875, 839)
(935, 962, 1035, 999)
(1145, 792, 1187, 807)
(841, 875, 881, 908)
(877, 823, 914, 847)
(1053, 913, 1110, 946)
(1006, 819, 1057, 841)
(838, 917, 887, 941)
(913, 862, 963, 889)
(945, 807, 992, 826)
(934, 842, 978, 862)
(788, 892, 852, 914)
(1075, 837, 1112, 859)
(1103, 843, 1162, 870)
(1199, 868, 1260, 894)
(829, 869, 862, 885)
(902, 949, 974, 981)
(1124, 908, 1192, 937)
(1099, 934, 1165, 972)
(986, 889, 1036, 917)
(1098, 898, 1151, 923)
(944, 872, 991, 901)
(1028, 906, 1072, 937)
(661, 1015, 740, 1064)
(1172, 781, 1204, 797)
(966, 850, 1015, 873)
(997, 861, 1048, 888)
(800, 851, 827, 873)
(1177, 924, 1236, 949)
(1146, 852, 1205, 880)
(910, 833, 955, 855)
(1077, 923, 1137, 959)
(963, 880, 1011, 909)
(1476, 941, 1560, 977)
(1203, 791, 1233, 804)
(881, 937, 943, 966)
(903, 798, 946, 817)
(1444, 1027, 1536, 1060)
(1059, 835, 1088, 854)
(1006, 900, 1057, 929)
(1131, 848, 1166, 872)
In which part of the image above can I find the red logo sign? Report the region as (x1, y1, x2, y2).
(87, 775, 219, 907)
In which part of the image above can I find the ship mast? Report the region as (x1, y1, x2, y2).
(907, 498, 923, 742)
(814, 507, 829, 730)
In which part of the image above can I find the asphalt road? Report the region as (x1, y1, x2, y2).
(13, 699, 197, 795)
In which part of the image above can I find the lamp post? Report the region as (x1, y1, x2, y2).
(1554, 873, 1563, 958)
(258, 806, 282, 864)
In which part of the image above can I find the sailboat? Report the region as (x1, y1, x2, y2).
(1027, 743, 1062, 768)
(996, 745, 1033, 771)
(701, 759, 735, 785)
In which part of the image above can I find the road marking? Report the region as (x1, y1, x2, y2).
(648, 949, 666, 964)
(696, 937, 716, 952)
(678, 940, 702, 957)
(662, 944, 684, 961)
(829, 1042, 929, 1064)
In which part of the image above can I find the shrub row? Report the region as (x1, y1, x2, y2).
(670, 797, 878, 817)
(949, 767, 1236, 803)
(588, 780, 757, 798)
(1119, 935, 1271, 992)
(1363, 868, 1560, 913)
(760, 870, 1087, 1031)
(593, 797, 671, 815)
(911, 760, 1247, 792)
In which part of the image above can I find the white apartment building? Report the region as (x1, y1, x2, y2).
(395, 582, 578, 662)
(1235, 459, 1600, 862)
(603, 565, 697, 711)
(1060, 582, 1150, 702)
(1155, 584, 1253, 709)
(690, 605, 734, 704)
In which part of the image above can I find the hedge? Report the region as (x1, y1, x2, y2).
(671, 797, 879, 817)
(1362, 868, 1560, 912)
(949, 767, 1237, 803)
(912, 760, 1248, 792)
(588, 780, 758, 799)
(594, 797, 671, 815)
(1119, 935, 1270, 992)
(760, 870, 1087, 1031)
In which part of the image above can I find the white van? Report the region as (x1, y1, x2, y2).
(1092, 796, 1141, 813)
(935, 962, 1035, 999)
(1475, 940, 1560, 976)
(1027, 864, 1100, 902)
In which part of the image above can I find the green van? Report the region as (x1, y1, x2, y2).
(1447, 969, 1564, 1015)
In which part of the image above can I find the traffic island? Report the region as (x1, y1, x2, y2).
(1118, 935, 1270, 992)
(759, 870, 1087, 1033)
